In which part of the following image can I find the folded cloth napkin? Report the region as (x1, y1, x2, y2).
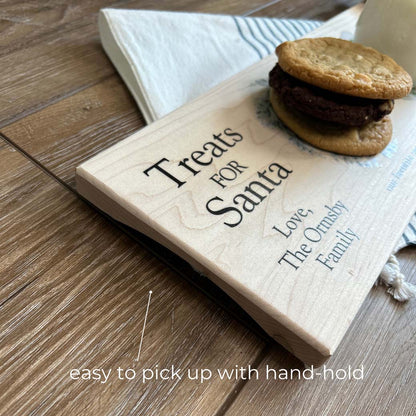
(98, 9, 416, 296)
(98, 9, 321, 122)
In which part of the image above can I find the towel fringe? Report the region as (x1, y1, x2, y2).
(377, 254, 416, 302)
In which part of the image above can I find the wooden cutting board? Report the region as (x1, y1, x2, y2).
(76, 5, 416, 365)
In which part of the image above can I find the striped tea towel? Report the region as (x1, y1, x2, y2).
(98, 8, 416, 252)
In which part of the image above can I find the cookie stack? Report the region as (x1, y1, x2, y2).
(269, 37, 413, 156)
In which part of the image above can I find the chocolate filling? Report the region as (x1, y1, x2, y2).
(269, 63, 394, 126)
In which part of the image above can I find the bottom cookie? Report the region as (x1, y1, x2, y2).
(269, 88, 393, 156)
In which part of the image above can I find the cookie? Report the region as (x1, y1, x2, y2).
(269, 88, 392, 156)
(269, 63, 394, 126)
(276, 37, 413, 100)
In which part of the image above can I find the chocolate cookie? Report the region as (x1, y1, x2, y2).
(269, 88, 392, 156)
(276, 37, 413, 99)
(269, 63, 394, 126)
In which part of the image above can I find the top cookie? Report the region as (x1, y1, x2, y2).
(276, 37, 413, 100)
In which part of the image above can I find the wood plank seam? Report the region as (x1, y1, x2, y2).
(0, 0, 138, 59)
(0, 73, 115, 131)
(0, 278, 37, 309)
(0, 1, 279, 132)
(242, 0, 285, 17)
(0, 131, 271, 342)
(0, 132, 77, 194)
(213, 344, 272, 416)
(0, 133, 270, 414)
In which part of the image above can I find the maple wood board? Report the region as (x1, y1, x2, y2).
(76, 5, 416, 365)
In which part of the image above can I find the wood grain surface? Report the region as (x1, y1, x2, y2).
(0, 0, 294, 128)
(0, 0, 415, 415)
(0, 137, 265, 415)
(225, 252, 416, 416)
(2, 75, 144, 188)
(252, 0, 362, 19)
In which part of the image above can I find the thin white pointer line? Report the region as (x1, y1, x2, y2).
(136, 290, 152, 362)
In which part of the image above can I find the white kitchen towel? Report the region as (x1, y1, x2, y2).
(98, 9, 321, 122)
(98, 8, 416, 253)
